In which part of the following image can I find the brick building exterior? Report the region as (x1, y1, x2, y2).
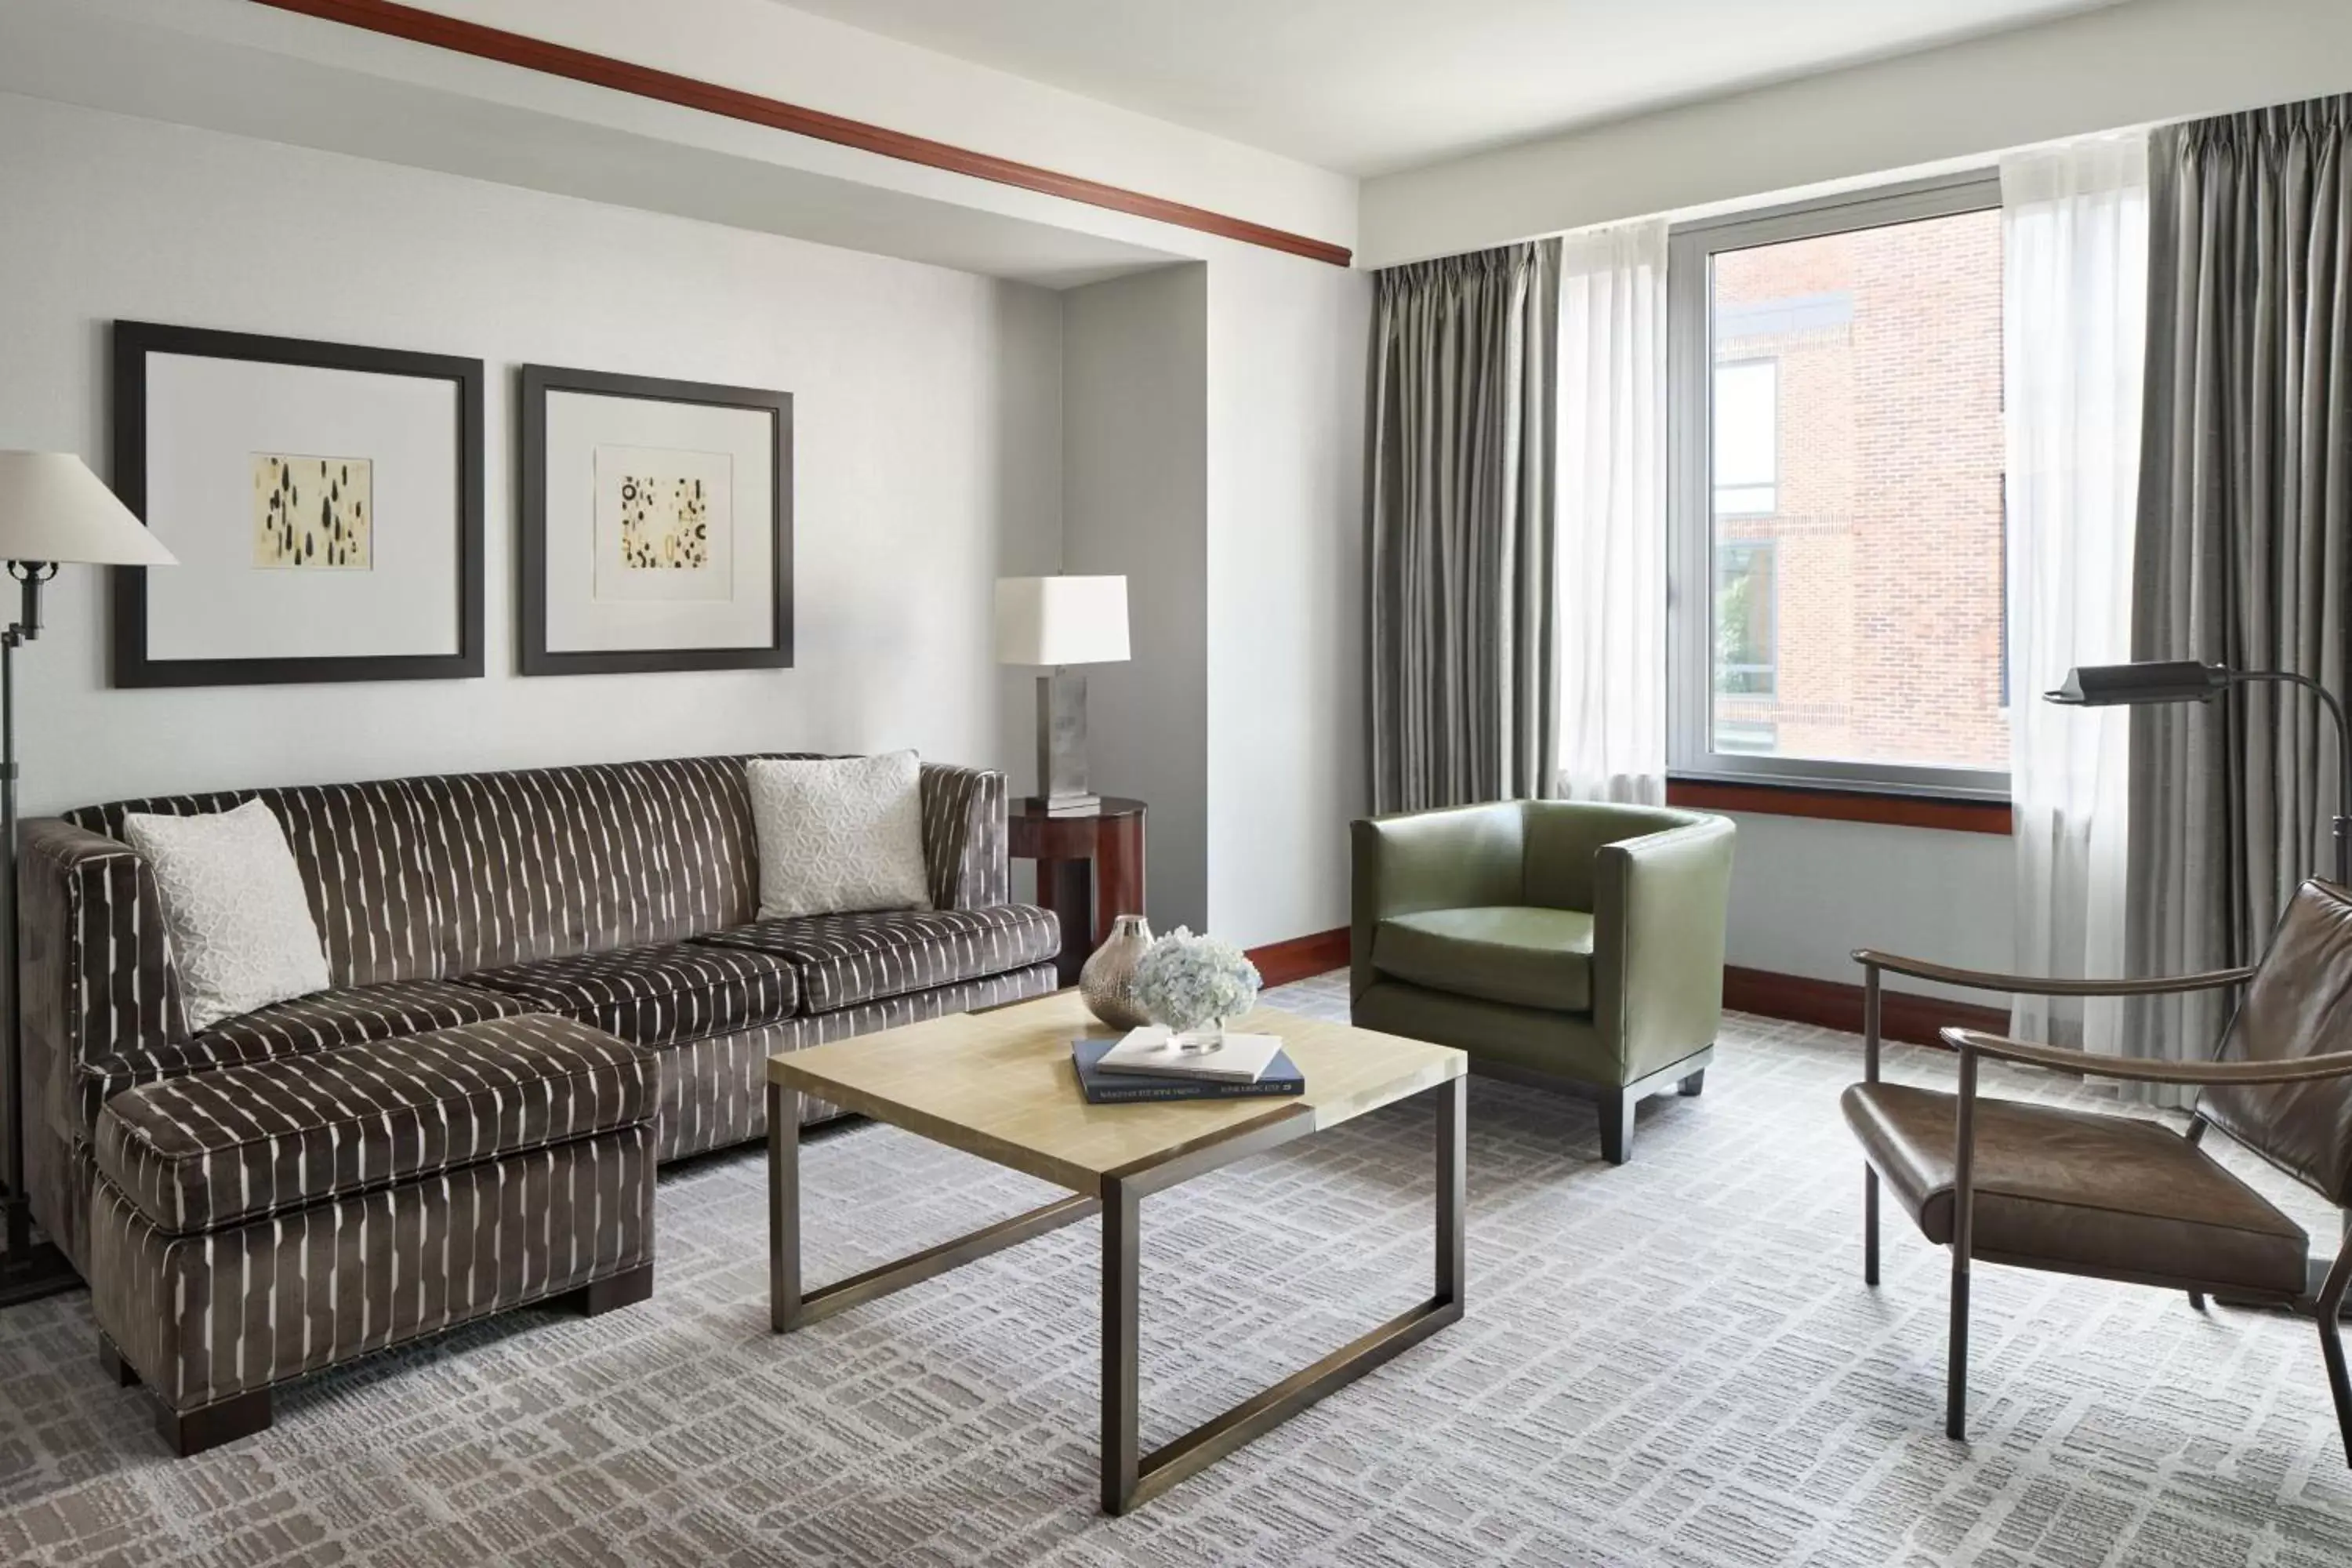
(1710, 209, 2009, 772)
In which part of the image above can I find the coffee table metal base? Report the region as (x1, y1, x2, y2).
(768, 1076, 1467, 1515)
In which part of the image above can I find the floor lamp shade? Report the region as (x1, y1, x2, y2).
(0, 452, 176, 566)
(0, 454, 172, 1309)
(995, 576, 1129, 817)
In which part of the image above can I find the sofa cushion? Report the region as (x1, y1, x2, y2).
(121, 800, 332, 1033)
(94, 1013, 654, 1235)
(73, 978, 548, 1135)
(691, 904, 1059, 1013)
(457, 939, 796, 1046)
(1373, 906, 1595, 1013)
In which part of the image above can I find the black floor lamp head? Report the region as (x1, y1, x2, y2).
(0, 453, 175, 1310)
(2048, 659, 2352, 887)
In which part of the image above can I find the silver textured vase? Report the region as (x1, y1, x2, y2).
(1079, 913, 1154, 1029)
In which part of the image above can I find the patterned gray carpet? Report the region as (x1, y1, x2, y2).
(4, 972, 2350, 1566)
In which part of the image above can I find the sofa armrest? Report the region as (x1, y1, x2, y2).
(1350, 803, 1526, 998)
(1591, 815, 1735, 1079)
(919, 763, 1009, 910)
(19, 818, 187, 1132)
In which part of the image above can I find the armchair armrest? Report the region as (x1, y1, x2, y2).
(1592, 816, 1735, 1078)
(1350, 804, 1526, 998)
(917, 763, 1009, 911)
(1852, 948, 2254, 1082)
(1940, 1027, 2352, 1087)
(1853, 948, 2255, 998)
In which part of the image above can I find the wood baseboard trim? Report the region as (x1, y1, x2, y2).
(248, 0, 1353, 268)
(1723, 964, 2008, 1047)
(1248, 927, 2001, 1047)
(1248, 928, 1352, 989)
(1668, 779, 2013, 836)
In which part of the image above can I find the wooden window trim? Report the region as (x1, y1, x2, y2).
(1666, 777, 2013, 835)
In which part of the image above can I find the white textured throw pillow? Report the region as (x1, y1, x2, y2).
(747, 752, 933, 920)
(122, 799, 332, 1034)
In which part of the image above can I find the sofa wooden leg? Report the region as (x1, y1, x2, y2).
(98, 1334, 140, 1388)
(1677, 1069, 1707, 1098)
(556, 1263, 655, 1318)
(1598, 1091, 1634, 1166)
(159, 1388, 272, 1457)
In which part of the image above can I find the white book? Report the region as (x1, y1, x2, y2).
(1098, 1026, 1284, 1083)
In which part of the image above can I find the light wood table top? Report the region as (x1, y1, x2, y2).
(769, 990, 1465, 1198)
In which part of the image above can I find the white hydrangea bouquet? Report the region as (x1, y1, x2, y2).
(1131, 927, 1262, 1049)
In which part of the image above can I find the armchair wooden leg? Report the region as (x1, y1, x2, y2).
(1677, 1069, 1706, 1098)
(1863, 1167, 1879, 1287)
(1597, 1091, 1634, 1166)
(2188, 1291, 2208, 1312)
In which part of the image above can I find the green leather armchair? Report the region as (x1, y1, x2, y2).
(1351, 800, 1736, 1163)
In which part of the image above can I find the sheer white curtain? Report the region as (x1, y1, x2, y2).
(1554, 220, 1668, 803)
(2002, 135, 2148, 1063)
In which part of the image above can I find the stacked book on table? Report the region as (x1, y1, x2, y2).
(1071, 1025, 1304, 1104)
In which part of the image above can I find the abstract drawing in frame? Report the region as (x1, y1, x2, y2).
(519, 365, 793, 676)
(111, 321, 485, 687)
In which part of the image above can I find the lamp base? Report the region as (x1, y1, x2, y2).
(0, 1238, 79, 1310)
(1044, 792, 1102, 817)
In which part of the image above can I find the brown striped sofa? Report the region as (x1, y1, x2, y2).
(19, 752, 1058, 1451)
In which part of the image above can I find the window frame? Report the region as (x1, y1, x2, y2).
(1666, 169, 2009, 803)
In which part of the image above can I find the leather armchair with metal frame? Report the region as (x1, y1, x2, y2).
(1843, 879, 2352, 1463)
(1351, 800, 1735, 1163)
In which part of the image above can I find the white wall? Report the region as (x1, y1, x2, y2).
(1717, 813, 2016, 1004)
(1205, 254, 1372, 949)
(1059, 265, 1211, 932)
(1361, 0, 2352, 266)
(0, 91, 1062, 815)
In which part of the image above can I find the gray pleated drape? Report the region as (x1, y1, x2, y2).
(2126, 96, 2352, 1062)
(1367, 241, 1562, 815)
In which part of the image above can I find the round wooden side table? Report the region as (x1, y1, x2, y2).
(1008, 797, 1146, 985)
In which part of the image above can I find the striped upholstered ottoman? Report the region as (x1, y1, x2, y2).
(85, 1014, 659, 1455)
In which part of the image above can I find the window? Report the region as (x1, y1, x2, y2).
(1711, 361, 1777, 516)
(1668, 174, 2009, 799)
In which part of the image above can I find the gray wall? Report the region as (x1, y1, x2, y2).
(0, 91, 1064, 814)
(1059, 265, 1211, 932)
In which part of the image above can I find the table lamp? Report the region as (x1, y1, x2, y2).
(996, 575, 1129, 816)
(0, 453, 176, 1309)
(2049, 659, 2352, 887)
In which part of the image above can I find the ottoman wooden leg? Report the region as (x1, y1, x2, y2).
(556, 1263, 655, 1317)
(98, 1334, 140, 1387)
(160, 1388, 273, 1457)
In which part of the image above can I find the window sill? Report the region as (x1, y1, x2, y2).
(1664, 777, 2013, 835)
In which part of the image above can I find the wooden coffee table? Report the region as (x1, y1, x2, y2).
(766, 991, 1467, 1515)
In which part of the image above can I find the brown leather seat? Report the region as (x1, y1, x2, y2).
(1842, 1082, 2309, 1295)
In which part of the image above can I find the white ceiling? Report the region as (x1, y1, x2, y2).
(775, 0, 2136, 176)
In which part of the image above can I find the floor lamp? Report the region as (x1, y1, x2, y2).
(2048, 660, 2352, 887)
(0, 453, 176, 1309)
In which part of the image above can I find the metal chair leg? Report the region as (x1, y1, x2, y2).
(1946, 1049, 1979, 1443)
(2317, 1236, 2352, 1469)
(1864, 1167, 1880, 1287)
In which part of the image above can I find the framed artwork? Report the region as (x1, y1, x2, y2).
(519, 365, 793, 676)
(110, 321, 485, 687)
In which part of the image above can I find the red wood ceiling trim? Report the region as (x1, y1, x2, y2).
(249, 0, 1355, 268)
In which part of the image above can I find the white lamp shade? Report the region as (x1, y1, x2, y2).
(0, 452, 176, 566)
(995, 575, 1130, 666)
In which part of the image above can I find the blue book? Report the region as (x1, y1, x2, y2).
(1071, 1038, 1305, 1104)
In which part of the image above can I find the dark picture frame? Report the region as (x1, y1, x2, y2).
(110, 321, 486, 688)
(518, 364, 793, 676)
